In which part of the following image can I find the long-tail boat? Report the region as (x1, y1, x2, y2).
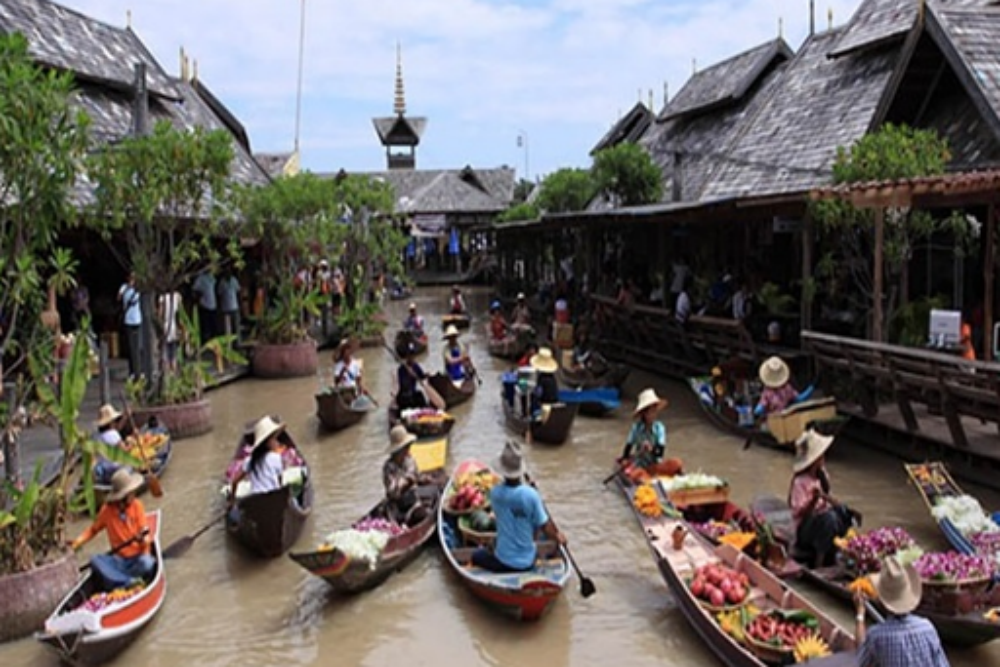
(427, 373, 476, 408)
(315, 388, 375, 432)
(502, 395, 577, 445)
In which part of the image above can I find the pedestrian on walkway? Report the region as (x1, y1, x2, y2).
(192, 269, 218, 343)
(217, 269, 241, 342)
(118, 272, 142, 379)
(158, 289, 182, 374)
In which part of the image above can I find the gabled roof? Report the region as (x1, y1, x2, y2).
(0, 0, 178, 99)
(590, 102, 655, 155)
(328, 167, 515, 215)
(658, 38, 793, 121)
(254, 152, 298, 179)
(373, 115, 427, 145)
(701, 27, 897, 199)
(190, 79, 250, 152)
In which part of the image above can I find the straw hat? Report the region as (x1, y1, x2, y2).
(96, 404, 123, 428)
(759, 356, 790, 389)
(252, 416, 286, 450)
(873, 557, 922, 616)
(387, 425, 417, 455)
(494, 440, 526, 479)
(443, 324, 461, 339)
(318, 259, 329, 267)
(792, 429, 834, 474)
(634, 388, 668, 416)
(107, 468, 144, 502)
(409, 302, 417, 310)
(517, 292, 525, 300)
(530, 347, 558, 373)
(334, 337, 352, 359)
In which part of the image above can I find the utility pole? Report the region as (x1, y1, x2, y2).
(517, 130, 530, 183)
(294, 0, 307, 154)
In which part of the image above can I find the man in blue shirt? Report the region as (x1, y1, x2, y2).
(118, 272, 142, 378)
(472, 441, 565, 572)
(855, 557, 949, 667)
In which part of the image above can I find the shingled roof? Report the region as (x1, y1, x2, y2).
(331, 167, 515, 216)
(591, 102, 655, 155)
(659, 38, 793, 121)
(373, 116, 428, 145)
(0, 0, 178, 99)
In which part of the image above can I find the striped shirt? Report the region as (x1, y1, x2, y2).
(859, 615, 949, 667)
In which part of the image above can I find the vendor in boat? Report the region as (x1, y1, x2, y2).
(510, 292, 532, 330)
(530, 347, 560, 409)
(618, 388, 683, 478)
(394, 340, 431, 410)
(332, 338, 363, 391)
(516, 342, 539, 369)
(472, 441, 566, 573)
(70, 469, 154, 590)
(754, 356, 814, 419)
(228, 417, 289, 507)
(403, 302, 425, 338)
(383, 425, 437, 525)
(449, 285, 467, 315)
(442, 325, 474, 384)
(489, 300, 509, 341)
(788, 429, 858, 568)
(855, 557, 949, 667)
(93, 403, 138, 484)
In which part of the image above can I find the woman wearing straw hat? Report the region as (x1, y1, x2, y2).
(383, 425, 437, 525)
(529, 347, 560, 410)
(228, 417, 289, 505)
(618, 388, 683, 478)
(393, 339, 433, 411)
(855, 557, 949, 666)
(70, 468, 154, 590)
(510, 292, 532, 332)
(472, 441, 566, 573)
(788, 429, 858, 567)
(403, 302, 425, 338)
(442, 325, 474, 384)
(93, 403, 127, 484)
(754, 356, 814, 419)
(331, 339, 364, 393)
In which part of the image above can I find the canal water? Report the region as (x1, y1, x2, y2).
(4, 287, 999, 666)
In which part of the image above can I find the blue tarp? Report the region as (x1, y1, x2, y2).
(558, 387, 620, 410)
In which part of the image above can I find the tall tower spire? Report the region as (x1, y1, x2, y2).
(394, 42, 406, 116)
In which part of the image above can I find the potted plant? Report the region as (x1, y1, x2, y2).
(86, 121, 244, 437)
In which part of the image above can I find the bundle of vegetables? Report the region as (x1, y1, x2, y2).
(79, 582, 146, 612)
(660, 472, 726, 492)
(913, 551, 994, 583)
(352, 516, 405, 536)
(744, 609, 821, 652)
(319, 529, 390, 569)
(931, 495, 999, 536)
(838, 527, 915, 575)
(970, 532, 1000, 564)
(689, 563, 751, 607)
(632, 484, 662, 517)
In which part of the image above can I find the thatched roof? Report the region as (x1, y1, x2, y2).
(591, 102, 655, 155)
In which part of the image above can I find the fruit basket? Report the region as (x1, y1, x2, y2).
(743, 609, 823, 665)
(458, 514, 496, 547)
(688, 563, 751, 613)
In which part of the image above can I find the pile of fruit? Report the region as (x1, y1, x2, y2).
(402, 408, 453, 424)
(836, 527, 916, 575)
(352, 516, 405, 536)
(448, 469, 499, 512)
(632, 484, 662, 517)
(745, 609, 830, 659)
(79, 582, 146, 612)
(689, 563, 750, 608)
(913, 551, 994, 583)
(124, 431, 169, 460)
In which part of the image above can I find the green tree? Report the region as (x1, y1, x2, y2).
(536, 168, 596, 214)
(511, 178, 535, 205)
(497, 202, 540, 223)
(591, 143, 663, 207)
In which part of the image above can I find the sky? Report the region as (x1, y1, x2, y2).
(67, 0, 864, 180)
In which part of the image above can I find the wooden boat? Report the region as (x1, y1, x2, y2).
(394, 329, 428, 356)
(289, 486, 441, 594)
(557, 362, 630, 391)
(36, 511, 166, 665)
(438, 459, 570, 621)
(315, 387, 375, 432)
(557, 386, 621, 418)
(616, 481, 858, 666)
(225, 435, 314, 558)
(502, 393, 577, 445)
(688, 375, 847, 451)
(442, 313, 471, 330)
(92, 425, 172, 505)
(427, 373, 476, 408)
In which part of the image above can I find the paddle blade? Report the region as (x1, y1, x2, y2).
(580, 576, 597, 598)
(161, 536, 193, 560)
(146, 473, 164, 498)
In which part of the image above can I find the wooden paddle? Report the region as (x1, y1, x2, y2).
(382, 341, 446, 410)
(119, 392, 163, 498)
(161, 511, 228, 559)
(78, 528, 148, 572)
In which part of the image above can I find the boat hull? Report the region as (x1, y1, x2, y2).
(315, 390, 372, 432)
(442, 313, 471, 330)
(228, 481, 313, 558)
(502, 396, 577, 445)
(427, 374, 476, 409)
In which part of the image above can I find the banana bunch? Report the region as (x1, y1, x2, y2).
(716, 609, 745, 642)
(793, 632, 831, 662)
(455, 470, 499, 493)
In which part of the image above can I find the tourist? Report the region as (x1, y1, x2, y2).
(471, 441, 566, 573)
(674, 275, 692, 324)
(217, 269, 241, 342)
(331, 338, 364, 394)
(70, 469, 154, 591)
(732, 277, 753, 322)
(511, 292, 532, 328)
(788, 429, 857, 568)
(670, 255, 691, 302)
(516, 341, 539, 369)
(855, 557, 950, 667)
(530, 347, 560, 408)
(394, 340, 430, 410)
(382, 425, 436, 525)
(960, 309, 976, 361)
(158, 288, 182, 374)
(618, 388, 683, 477)
(488, 301, 508, 341)
(404, 302, 425, 338)
(93, 403, 127, 484)
(754, 356, 814, 418)
(449, 285, 467, 315)
(118, 272, 142, 378)
(442, 324, 473, 384)
(228, 416, 288, 501)
(192, 269, 218, 343)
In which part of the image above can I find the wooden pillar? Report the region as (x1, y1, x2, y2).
(801, 213, 814, 332)
(873, 207, 885, 342)
(985, 202, 996, 361)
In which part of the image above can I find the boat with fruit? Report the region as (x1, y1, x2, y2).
(502, 394, 577, 445)
(616, 480, 857, 665)
(92, 425, 172, 505)
(36, 511, 166, 665)
(315, 387, 375, 432)
(438, 459, 570, 621)
(441, 313, 471, 330)
(427, 373, 476, 409)
(394, 329, 428, 356)
(289, 485, 441, 594)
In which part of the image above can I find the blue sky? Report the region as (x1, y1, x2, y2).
(69, 0, 863, 180)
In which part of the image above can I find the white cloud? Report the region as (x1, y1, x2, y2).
(63, 0, 864, 177)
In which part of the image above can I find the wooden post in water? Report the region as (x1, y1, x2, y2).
(99, 338, 111, 405)
(873, 207, 885, 342)
(985, 201, 996, 361)
(801, 212, 814, 332)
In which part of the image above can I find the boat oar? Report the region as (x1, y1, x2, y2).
(382, 341, 446, 410)
(161, 511, 228, 559)
(120, 392, 163, 498)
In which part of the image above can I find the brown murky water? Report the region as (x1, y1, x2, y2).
(4, 288, 1000, 666)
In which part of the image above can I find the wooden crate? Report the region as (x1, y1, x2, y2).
(665, 484, 730, 508)
(766, 397, 837, 444)
(552, 322, 574, 349)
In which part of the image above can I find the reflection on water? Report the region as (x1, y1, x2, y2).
(4, 287, 999, 666)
